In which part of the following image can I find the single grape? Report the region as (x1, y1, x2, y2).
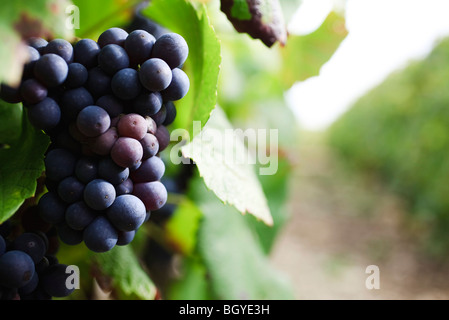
(161, 68, 190, 101)
(124, 29, 156, 66)
(60, 87, 94, 121)
(86, 67, 112, 99)
(0, 250, 35, 289)
(73, 38, 100, 69)
(106, 194, 146, 231)
(88, 126, 119, 156)
(75, 157, 98, 184)
(18, 270, 39, 296)
(20, 78, 48, 104)
(22, 46, 41, 79)
(10, 232, 47, 263)
(27, 97, 61, 131)
(140, 133, 159, 159)
(96, 95, 124, 118)
(57, 176, 85, 204)
(115, 178, 133, 196)
(97, 27, 128, 48)
(44, 148, 77, 181)
(0, 83, 21, 104)
(83, 216, 118, 253)
(130, 156, 165, 183)
(84, 179, 116, 210)
(132, 181, 167, 211)
(55, 222, 83, 246)
(151, 33, 188, 69)
(38, 191, 67, 225)
(117, 113, 147, 140)
(139, 58, 172, 92)
(133, 91, 162, 116)
(65, 201, 98, 231)
(27, 37, 48, 53)
(110, 137, 143, 168)
(34, 53, 68, 87)
(116, 230, 136, 246)
(98, 157, 130, 185)
(98, 44, 130, 76)
(163, 101, 177, 126)
(150, 104, 167, 126)
(64, 62, 88, 88)
(111, 67, 141, 100)
(40, 263, 75, 297)
(76, 105, 111, 137)
(44, 39, 74, 63)
(155, 125, 170, 152)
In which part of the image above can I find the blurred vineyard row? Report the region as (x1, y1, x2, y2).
(327, 36, 449, 258)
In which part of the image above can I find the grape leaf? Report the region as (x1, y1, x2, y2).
(0, 0, 74, 86)
(0, 111, 50, 223)
(181, 106, 273, 226)
(280, 10, 348, 87)
(220, 0, 287, 47)
(190, 177, 294, 299)
(143, 0, 221, 138)
(94, 245, 157, 300)
(0, 102, 22, 145)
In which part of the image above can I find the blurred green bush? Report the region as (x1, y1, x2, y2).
(327, 36, 449, 257)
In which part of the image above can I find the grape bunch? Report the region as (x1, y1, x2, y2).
(0, 27, 189, 253)
(0, 205, 74, 300)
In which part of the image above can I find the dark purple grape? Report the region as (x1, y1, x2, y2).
(40, 263, 75, 297)
(27, 97, 61, 131)
(75, 157, 98, 183)
(0, 251, 35, 289)
(140, 133, 159, 159)
(73, 38, 100, 69)
(88, 126, 119, 156)
(60, 87, 94, 121)
(106, 194, 146, 231)
(115, 178, 133, 196)
(97, 27, 128, 48)
(155, 125, 170, 152)
(10, 232, 47, 263)
(56, 222, 83, 245)
(130, 156, 165, 183)
(163, 101, 177, 126)
(124, 29, 155, 66)
(44, 148, 77, 181)
(86, 67, 112, 99)
(98, 44, 129, 75)
(76, 105, 111, 137)
(139, 58, 172, 92)
(111, 67, 141, 100)
(18, 270, 39, 296)
(117, 113, 147, 140)
(64, 62, 88, 88)
(57, 176, 85, 203)
(96, 95, 124, 118)
(44, 39, 74, 63)
(151, 33, 188, 69)
(27, 37, 48, 53)
(150, 104, 167, 126)
(38, 191, 67, 224)
(65, 201, 98, 231)
(83, 216, 118, 252)
(98, 157, 130, 185)
(0, 83, 21, 104)
(110, 137, 143, 168)
(133, 91, 162, 116)
(20, 78, 47, 104)
(116, 230, 136, 246)
(84, 179, 116, 210)
(133, 181, 167, 211)
(22, 46, 41, 79)
(161, 68, 189, 101)
(34, 53, 68, 87)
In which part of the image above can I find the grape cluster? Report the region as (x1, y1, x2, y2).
(0, 27, 189, 253)
(0, 205, 73, 300)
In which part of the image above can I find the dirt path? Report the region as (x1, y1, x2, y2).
(270, 131, 449, 300)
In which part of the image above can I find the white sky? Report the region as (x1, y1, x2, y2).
(285, 0, 449, 131)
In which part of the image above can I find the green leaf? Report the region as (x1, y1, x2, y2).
(280, 10, 348, 87)
(72, 0, 141, 39)
(143, 0, 221, 138)
(0, 111, 49, 223)
(220, 0, 287, 47)
(94, 245, 157, 300)
(190, 177, 294, 299)
(163, 197, 202, 256)
(0, 0, 74, 86)
(181, 106, 273, 226)
(0, 102, 22, 145)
